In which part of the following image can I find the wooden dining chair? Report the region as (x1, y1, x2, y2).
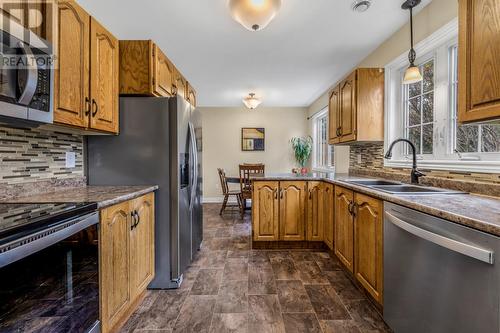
(218, 168, 242, 215)
(238, 164, 265, 217)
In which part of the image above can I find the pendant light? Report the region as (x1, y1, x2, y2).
(243, 93, 262, 109)
(402, 0, 423, 85)
(228, 0, 282, 31)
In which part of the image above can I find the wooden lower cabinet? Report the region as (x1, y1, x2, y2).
(100, 193, 155, 333)
(307, 181, 324, 241)
(130, 193, 155, 300)
(354, 193, 383, 304)
(323, 183, 335, 250)
(334, 186, 354, 273)
(252, 181, 279, 241)
(280, 181, 307, 241)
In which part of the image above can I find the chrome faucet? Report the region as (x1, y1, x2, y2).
(384, 138, 425, 184)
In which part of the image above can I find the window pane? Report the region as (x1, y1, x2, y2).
(456, 125, 479, 153)
(409, 81, 421, 98)
(481, 124, 500, 153)
(422, 124, 433, 154)
(422, 92, 434, 123)
(423, 61, 434, 93)
(408, 97, 421, 126)
(408, 126, 421, 154)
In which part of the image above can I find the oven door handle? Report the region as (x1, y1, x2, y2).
(385, 211, 494, 265)
(17, 42, 38, 106)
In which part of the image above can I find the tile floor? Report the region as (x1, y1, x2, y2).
(120, 204, 391, 333)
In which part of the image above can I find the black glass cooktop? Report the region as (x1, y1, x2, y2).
(0, 202, 98, 241)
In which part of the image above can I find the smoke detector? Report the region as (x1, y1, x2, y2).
(352, 0, 371, 12)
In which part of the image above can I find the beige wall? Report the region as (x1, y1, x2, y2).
(307, 0, 458, 169)
(201, 107, 308, 200)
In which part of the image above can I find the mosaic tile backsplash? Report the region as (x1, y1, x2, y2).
(349, 142, 500, 196)
(0, 125, 84, 185)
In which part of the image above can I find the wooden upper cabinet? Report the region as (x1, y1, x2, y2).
(90, 17, 119, 133)
(252, 181, 279, 241)
(354, 193, 383, 304)
(280, 181, 306, 241)
(328, 86, 340, 144)
(323, 183, 334, 250)
(458, 0, 500, 123)
(153, 45, 175, 97)
(187, 82, 197, 107)
(328, 68, 384, 144)
(130, 193, 155, 301)
(100, 201, 131, 333)
(307, 181, 324, 241)
(54, 0, 90, 129)
(334, 186, 354, 273)
(339, 73, 357, 142)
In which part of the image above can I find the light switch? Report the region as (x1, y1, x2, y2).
(357, 154, 362, 164)
(65, 151, 76, 168)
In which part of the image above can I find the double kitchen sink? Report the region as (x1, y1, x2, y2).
(345, 179, 465, 195)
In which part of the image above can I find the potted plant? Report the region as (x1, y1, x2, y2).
(290, 136, 313, 174)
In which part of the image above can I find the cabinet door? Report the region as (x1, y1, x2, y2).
(90, 17, 119, 133)
(130, 193, 155, 300)
(323, 183, 335, 250)
(187, 83, 197, 107)
(100, 201, 131, 333)
(458, 0, 500, 123)
(339, 72, 357, 143)
(252, 181, 279, 241)
(354, 193, 383, 304)
(54, 0, 90, 128)
(334, 186, 354, 273)
(174, 68, 188, 100)
(280, 181, 306, 241)
(307, 181, 324, 241)
(153, 45, 174, 97)
(328, 86, 341, 144)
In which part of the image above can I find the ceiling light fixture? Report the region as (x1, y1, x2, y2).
(402, 0, 423, 85)
(228, 0, 282, 31)
(352, 0, 371, 13)
(243, 93, 262, 109)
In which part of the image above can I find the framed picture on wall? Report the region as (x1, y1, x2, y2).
(241, 128, 265, 151)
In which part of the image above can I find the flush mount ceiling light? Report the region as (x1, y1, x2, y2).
(402, 0, 423, 84)
(243, 93, 262, 109)
(352, 0, 371, 13)
(228, 0, 282, 31)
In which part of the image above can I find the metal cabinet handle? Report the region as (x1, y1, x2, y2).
(91, 99, 98, 117)
(309, 189, 312, 200)
(135, 211, 141, 227)
(85, 97, 91, 116)
(130, 211, 136, 230)
(385, 211, 494, 264)
(280, 189, 284, 199)
(274, 189, 278, 200)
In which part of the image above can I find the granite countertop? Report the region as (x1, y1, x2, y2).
(253, 173, 500, 237)
(0, 185, 159, 209)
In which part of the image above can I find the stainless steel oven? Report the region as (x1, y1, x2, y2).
(0, 203, 99, 333)
(0, 17, 53, 124)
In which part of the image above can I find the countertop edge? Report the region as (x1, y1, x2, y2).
(96, 185, 159, 209)
(252, 176, 500, 237)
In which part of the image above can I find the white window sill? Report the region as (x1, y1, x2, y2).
(312, 167, 335, 173)
(385, 159, 500, 174)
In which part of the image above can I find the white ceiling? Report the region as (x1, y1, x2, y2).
(79, 0, 432, 107)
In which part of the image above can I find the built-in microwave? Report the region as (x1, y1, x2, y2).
(0, 17, 53, 124)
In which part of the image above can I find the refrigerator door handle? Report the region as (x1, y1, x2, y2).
(189, 122, 198, 209)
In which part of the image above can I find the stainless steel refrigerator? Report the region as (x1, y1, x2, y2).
(87, 96, 203, 289)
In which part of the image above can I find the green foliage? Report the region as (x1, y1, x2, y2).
(290, 136, 313, 167)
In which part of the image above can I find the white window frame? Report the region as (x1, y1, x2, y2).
(384, 18, 500, 173)
(312, 107, 334, 172)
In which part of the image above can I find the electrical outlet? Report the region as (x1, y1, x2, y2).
(357, 154, 362, 164)
(65, 151, 76, 168)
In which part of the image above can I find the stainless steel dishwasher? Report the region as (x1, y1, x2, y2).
(384, 202, 500, 333)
